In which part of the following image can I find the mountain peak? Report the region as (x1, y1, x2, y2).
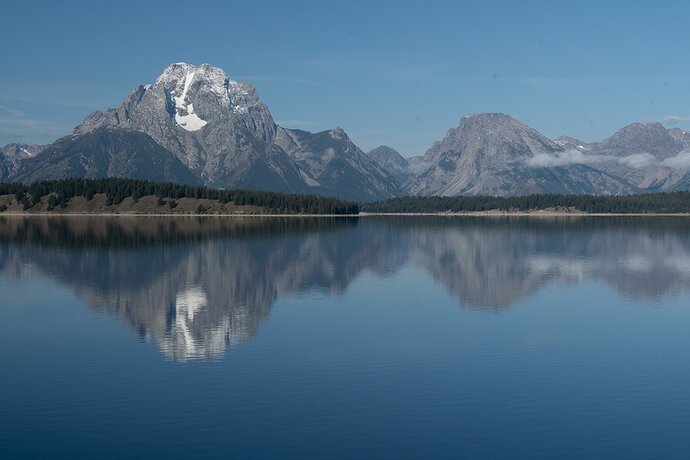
(461, 112, 513, 122)
(367, 146, 409, 181)
(601, 120, 680, 159)
(329, 127, 348, 140)
(439, 112, 558, 156)
(455, 112, 536, 136)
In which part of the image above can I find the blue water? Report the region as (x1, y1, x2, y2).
(2, 216, 690, 459)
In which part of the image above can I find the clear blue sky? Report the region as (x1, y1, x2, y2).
(2, 0, 689, 156)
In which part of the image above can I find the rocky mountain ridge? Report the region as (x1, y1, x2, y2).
(368, 115, 690, 197)
(2, 63, 690, 199)
(9, 63, 400, 201)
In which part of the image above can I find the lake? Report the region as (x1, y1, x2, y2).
(2, 215, 690, 459)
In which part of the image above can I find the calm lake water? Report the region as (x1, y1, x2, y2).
(2, 216, 690, 459)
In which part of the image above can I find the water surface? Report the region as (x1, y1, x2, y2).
(2, 216, 690, 458)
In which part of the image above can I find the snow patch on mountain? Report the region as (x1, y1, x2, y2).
(171, 69, 208, 131)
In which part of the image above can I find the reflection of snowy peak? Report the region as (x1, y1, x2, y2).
(5, 217, 690, 361)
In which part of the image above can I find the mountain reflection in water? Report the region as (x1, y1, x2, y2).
(2, 215, 690, 361)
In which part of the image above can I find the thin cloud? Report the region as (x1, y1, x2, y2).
(276, 119, 319, 128)
(237, 76, 317, 86)
(0, 94, 101, 110)
(0, 104, 68, 145)
(660, 115, 690, 126)
(0, 105, 26, 118)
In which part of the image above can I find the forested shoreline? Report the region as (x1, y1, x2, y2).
(2, 178, 690, 215)
(0, 178, 360, 215)
(362, 193, 690, 214)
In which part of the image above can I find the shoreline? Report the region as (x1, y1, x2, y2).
(2, 211, 690, 218)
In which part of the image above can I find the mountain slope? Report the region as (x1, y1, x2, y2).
(405, 113, 637, 196)
(12, 128, 199, 185)
(275, 129, 403, 201)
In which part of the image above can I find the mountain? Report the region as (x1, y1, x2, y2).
(0, 143, 45, 181)
(404, 113, 637, 196)
(13, 128, 199, 185)
(366, 146, 410, 183)
(555, 123, 690, 191)
(592, 122, 688, 189)
(19, 62, 400, 201)
(3, 63, 690, 199)
(598, 122, 685, 160)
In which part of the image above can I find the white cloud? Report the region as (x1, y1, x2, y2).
(527, 149, 596, 167)
(661, 151, 690, 169)
(527, 150, 656, 169)
(617, 153, 657, 169)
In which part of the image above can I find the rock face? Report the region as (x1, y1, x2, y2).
(29, 62, 400, 201)
(404, 113, 637, 196)
(13, 128, 200, 185)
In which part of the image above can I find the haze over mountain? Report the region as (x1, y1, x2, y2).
(2, 63, 690, 200)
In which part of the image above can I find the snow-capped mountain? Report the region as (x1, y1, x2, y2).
(12, 63, 401, 201)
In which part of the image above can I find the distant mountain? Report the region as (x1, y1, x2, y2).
(366, 146, 410, 183)
(592, 122, 688, 189)
(25, 62, 399, 201)
(0, 143, 45, 181)
(555, 123, 690, 191)
(404, 113, 637, 196)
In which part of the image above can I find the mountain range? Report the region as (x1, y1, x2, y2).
(2, 62, 689, 200)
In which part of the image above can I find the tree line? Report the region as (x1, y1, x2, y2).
(4, 178, 690, 214)
(361, 193, 690, 214)
(0, 178, 360, 214)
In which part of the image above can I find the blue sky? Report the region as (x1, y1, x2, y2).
(2, 0, 689, 156)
